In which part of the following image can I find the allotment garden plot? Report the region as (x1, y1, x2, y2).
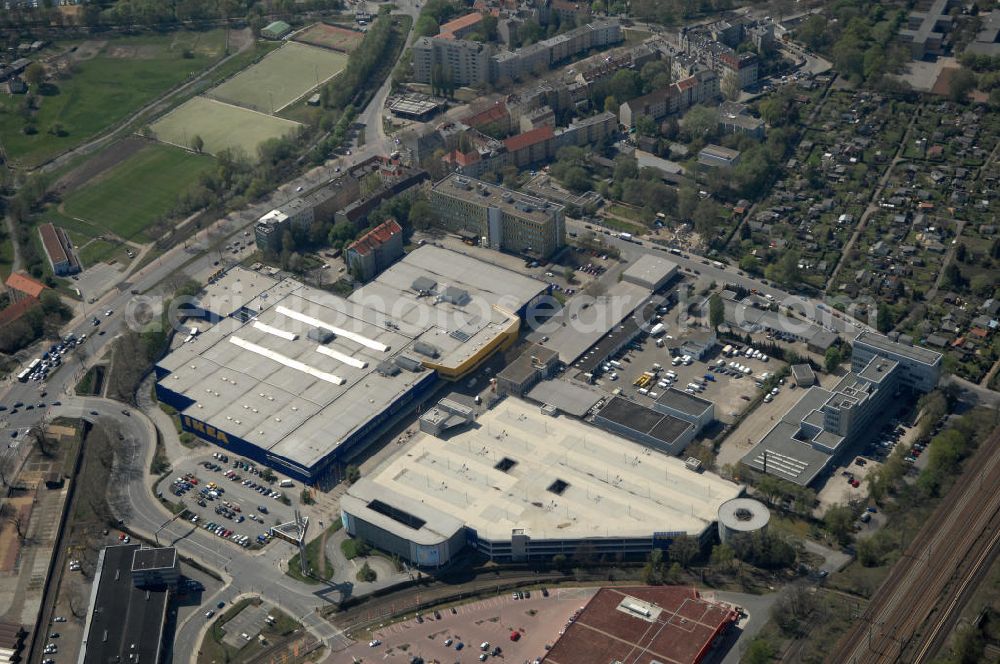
(208, 42, 347, 113)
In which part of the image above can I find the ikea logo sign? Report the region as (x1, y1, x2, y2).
(182, 416, 230, 444)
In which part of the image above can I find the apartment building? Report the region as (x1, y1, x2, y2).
(429, 173, 565, 258)
(345, 218, 404, 281)
(412, 36, 492, 87)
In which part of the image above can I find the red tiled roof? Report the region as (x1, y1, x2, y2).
(503, 125, 554, 152)
(5, 272, 46, 299)
(463, 103, 509, 128)
(347, 219, 403, 257)
(442, 150, 482, 167)
(440, 12, 483, 36)
(676, 75, 697, 91)
(0, 296, 39, 326)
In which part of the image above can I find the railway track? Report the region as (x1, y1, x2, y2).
(828, 426, 1000, 663)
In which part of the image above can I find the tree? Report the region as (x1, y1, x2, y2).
(824, 504, 855, 545)
(709, 293, 723, 329)
(669, 535, 699, 568)
(721, 69, 741, 101)
(23, 62, 45, 86)
(603, 95, 618, 114)
(744, 636, 778, 664)
(357, 561, 377, 582)
(409, 198, 435, 230)
(949, 68, 977, 103)
(641, 548, 665, 584)
(191, 134, 204, 154)
(682, 105, 719, 141)
(345, 464, 361, 484)
(824, 346, 842, 373)
(635, 115, 658, 137)
(710, 543, 736, 573)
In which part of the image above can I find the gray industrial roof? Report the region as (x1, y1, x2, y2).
(854, 331, 942, 366)
(131, 547, 176, 571)
(597, 396, 694, 446)
(537, 280, 652, 365)
(740, 421, 831, 486)
(621, 255, 678, 290)
(159, 247, 545, 471)
(81, 545, 169, 664)
(655, 388, 713, 417)
(525, 379, 605, 417)
(433, 173, 564, 224)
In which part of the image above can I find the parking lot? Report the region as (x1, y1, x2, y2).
(593, 331, 783, 424)
(341, 588, 597, 664)
(156, 452, 300, 550)
(815, 414, 921, 513)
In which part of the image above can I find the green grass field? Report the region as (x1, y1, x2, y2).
(62, 143, 215, 242)
(149, 96, 301, 156)
(0, 30, 228, 168)
(209, 42, 347, 113)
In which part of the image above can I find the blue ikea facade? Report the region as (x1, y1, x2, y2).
(154, 369, 439, 485)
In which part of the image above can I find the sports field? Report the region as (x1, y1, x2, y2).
(61, 143, 215, 242)
(209, 42, 348, 113)
(149, 96, 301, 156)
(0, 30, 228, 168)
(293, 22, 364, 53)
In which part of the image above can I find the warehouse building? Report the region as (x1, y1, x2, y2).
(341, 397, 742, 566)
(621, 254, 678, 291)
(495, 343, 560, 396)
(429, 173, 566, 259)
(653, 388, 715, 434)
(156, 247, 545, 484)
(38, 222, 80, 275)
(79, 545, 176, 664)
(544, 586, 737, 664)
(592, 395, 695, 456)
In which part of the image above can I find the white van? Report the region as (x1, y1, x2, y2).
(279, 479, 294, 488)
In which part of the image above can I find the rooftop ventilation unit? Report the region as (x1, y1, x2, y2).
(307, 327, 335, 343)
(413, 341, 440, 358)
(376, 361, 401, 377)
(395, 356, 423, 372)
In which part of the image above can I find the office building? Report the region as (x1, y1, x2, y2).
(742, 354, 912, 486)
(852, 331, 942, 392)
(495, 343, 560, 396)
(898, 0, 954, 59)
(429, 173, 566, 258)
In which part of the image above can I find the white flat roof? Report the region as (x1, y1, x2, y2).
(158, 247, 545, 471)
(343, 397, 742, 544)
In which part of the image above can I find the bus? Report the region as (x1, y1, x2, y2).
(16, 368, 30, 383)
